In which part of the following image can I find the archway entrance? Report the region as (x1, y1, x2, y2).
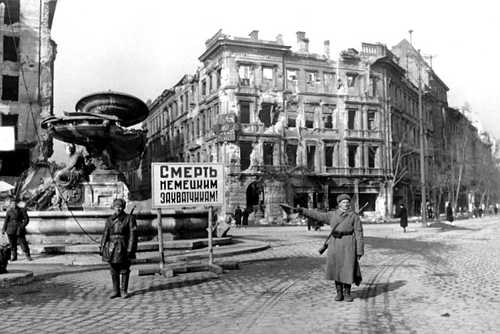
(246, 181, 264, 211)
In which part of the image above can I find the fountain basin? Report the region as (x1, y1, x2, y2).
(0, 209, 209, 244)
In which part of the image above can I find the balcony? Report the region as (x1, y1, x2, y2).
(240, 123, 266, 134)
(344, 129, 383, 140)
(324, 167, 385, 177)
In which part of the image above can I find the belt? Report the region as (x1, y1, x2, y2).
(332, 231, 354, 238)
(110, 235, 126, 239)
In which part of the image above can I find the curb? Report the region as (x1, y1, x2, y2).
(0, 270, 34, 288)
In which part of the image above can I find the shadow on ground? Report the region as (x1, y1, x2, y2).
(355, 280, 407, 299)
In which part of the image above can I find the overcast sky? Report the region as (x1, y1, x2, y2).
(51, 0, 499, 140)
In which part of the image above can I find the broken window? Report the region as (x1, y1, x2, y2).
(347, 109, 357, 130)
(239, 101, 250, 124)
(259, 103, 279, 127)
(324, 144, 335, 167)
(238, 64, 251, 86)
(305, 115, 314, 129)
(201, 113, 206, 135)
(3, 0, 20, 25)
(323, 115, 333, 129)
(263, 142, 274, 165)
(368, 146, 377, 168)
(346, 73, 357, 87)
(262, 67, 273, 82)
(1, 114, 17, 139)
(2, 75, 18, 101)
(287, 69, 298, 91)
(201, 80, 207, 97)
(287, 116, 296, 128)
(216, 68, 221, 88)
(370, 76, 378, 96)
(324, 72, 335, 92)
(367, 110, 377, 130)
(240, 141, 252, 170)
(3, 36, 18, 62)
(348, 144, 358, 168)
(286, 144, 297, 167)
(307, 145, 316, 170)
(306, 71, 317, 84)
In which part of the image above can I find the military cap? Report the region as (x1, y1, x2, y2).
(336, 193, 351, 203)
(111, 198, 126, 209)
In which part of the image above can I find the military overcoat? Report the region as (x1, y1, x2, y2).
(2, 207, 29, 236)
(302, 208, 364, 285)
(100, 212, 137, 264)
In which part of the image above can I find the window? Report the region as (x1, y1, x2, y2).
(287, 69, 298, 91)
(348, 144, 358, 168)
(346, 73, 357, 87)
(263, 142, 274, 165)
(2, 75, 18, 101)
(238, 64, 251, 86)
(287, 116, 296, 128)
(286, 144, 297, 167)
(1, 114, 17, 139)
(367, 111, 377, 130)
(259, 103, 278, 127)
(324, 72, 335, 91)
(307, 145, 316, 170)
(3, 0, 20, 25)
(216, 68, 222, 88)
(370, 76, 378, 96)
(201, 80, 207, 96)
(323, 115, 333, 129)
(347, 109, 356, 130)
(368, 146, 377, 168)
(3, 36, 18, 62)
(306, 71, 317, 84)
(262, 67, 273, 82)
(240, 142, 252, 170)
(305, 113, 314, 128)
(239, 101, 250, 124)
(201, 113, 206, 135)
(325, 144, 335, 167)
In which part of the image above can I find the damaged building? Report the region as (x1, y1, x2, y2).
(0, 0, 57, 184)
(137, 30, 412, 222)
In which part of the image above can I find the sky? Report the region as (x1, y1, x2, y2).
(50, 0, 500, 158)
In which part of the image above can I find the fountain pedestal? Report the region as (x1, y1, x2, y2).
(81, 170, 129, 210)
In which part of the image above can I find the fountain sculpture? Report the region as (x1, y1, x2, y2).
(5, 92, 207, 245)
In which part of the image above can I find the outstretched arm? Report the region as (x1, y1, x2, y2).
(301, 209, 330, 225)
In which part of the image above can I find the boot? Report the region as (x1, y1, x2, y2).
(334, 281, 344, 301)
(110, 269, 121, 299)
(25, 250, 32, 261)
(344, 284, 353, 302)
(11, 251, 17, 262)
(120, 272, 130, 299)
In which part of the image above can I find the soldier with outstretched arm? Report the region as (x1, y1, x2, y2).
(283, 194, 364, 302)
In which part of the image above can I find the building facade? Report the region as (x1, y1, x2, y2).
(0, 0, 57, 183)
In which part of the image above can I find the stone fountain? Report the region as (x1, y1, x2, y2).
(2, 92, 207, 245)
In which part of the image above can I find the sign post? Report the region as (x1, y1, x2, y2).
(152, 163, 225, 274)
(156, 208, 165, 271)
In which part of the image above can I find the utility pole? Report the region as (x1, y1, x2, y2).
(417, 54, 427, 226)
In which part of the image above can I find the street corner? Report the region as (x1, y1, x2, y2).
(0, 269, 34, 288)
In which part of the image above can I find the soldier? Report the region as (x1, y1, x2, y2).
(234, 206, 242, 228)
(2, 198, 32, 261)
(100, 198, 137, 299)
(296, 194, 364, 302)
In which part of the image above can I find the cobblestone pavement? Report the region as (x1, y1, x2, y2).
(1, 217, 500, 333)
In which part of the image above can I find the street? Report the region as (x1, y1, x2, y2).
(1, 218, 500, 334)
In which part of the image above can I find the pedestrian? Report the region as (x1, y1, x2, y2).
(495, 204, 498, 215)
(1, 198, 32, 261)
(478, 206, 483, 218)
(242, 207, 250, 227)
(234, 206, 242, 228)
(446, 203, 454, 223)
(398, 203, 408, 233)
(296, 194, 363, 302)
(100, 198, 137, 299)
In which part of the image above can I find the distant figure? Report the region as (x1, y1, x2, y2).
(398, 203, 408, 233)
(495, 204, 498, 215)
(478, 206, 483, 218)
(242, 207, 251, 227)
(446, 203, 454, 223)
(234, 206, 242, 228)
(2, 199, 31, 261)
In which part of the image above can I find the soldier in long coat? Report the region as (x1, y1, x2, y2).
(298, 194, 364, 302)
(100, 198, 137, 299)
